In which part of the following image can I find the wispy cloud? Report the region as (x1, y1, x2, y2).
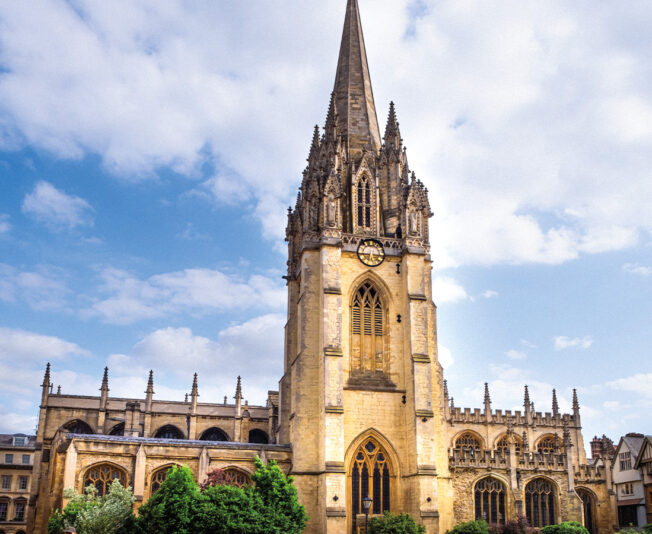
(505, 349, 527, 361)
(553, 335, 593, 351)
(0, 264, 69, 310)
(22, 181, 93, 230)
(481, 290, 498, 299)
(0, 326, 90, 361)
(623, 263, 652, 276)
(0, 214, 10, 234)
(85, 266, 285, 324)
(433, 276, 467, 304)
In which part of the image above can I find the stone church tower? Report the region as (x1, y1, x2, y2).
(279, 1, 447, 531)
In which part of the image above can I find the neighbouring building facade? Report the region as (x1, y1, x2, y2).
(0, 434, 35, 534)
(612, 434, 650, 529)
(634, 436, 652, 526)
(27, 1, 617, 533)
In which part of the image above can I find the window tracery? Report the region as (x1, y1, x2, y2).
(350, 282, 386, 376)
(150, 467, 169, 494)
(222, 468, 251, 488)
(154, 425, 184, 440)
(200, 427, 229, 441)
(350, 437, 391, 517)
(525, 478, 556, 527)
(455, 432, 482, 456)
(83, 464, 126, 496)
(475, 477, 506, 525)
(537, 435, 559, 454)
(496, 434, 522, 454)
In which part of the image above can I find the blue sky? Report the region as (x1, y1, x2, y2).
(0, 0, 650, 450)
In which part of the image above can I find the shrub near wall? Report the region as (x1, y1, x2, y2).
(368, 511, 426, 534)
(541, 522, 589, 534)
(447, 520, 490, 534)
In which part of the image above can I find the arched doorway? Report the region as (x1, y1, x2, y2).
(577, 488, 596, 534)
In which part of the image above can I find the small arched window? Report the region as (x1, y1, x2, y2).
(357, 177, 371, 229)
(83, 464, 126, 496)
(525, 478, 556, 527)
(108, 423, 124, 436)
(351, 437, 391, 517)
(455, 432, 482, 456)
(151, 466, 175, 494)
(200, 427, 229, 441)
(223, 468, 251, 488)
(495, 434, 522, 455)
(248, 429, 269, 444)
(154, 425, 184, 440)
(63, 419, 94, 435)
(351, 282, 385, 375)
(475, 477, 506, 525)
(537, 435, 559, 454)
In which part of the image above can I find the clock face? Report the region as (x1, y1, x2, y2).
(357, 239, 385, 267)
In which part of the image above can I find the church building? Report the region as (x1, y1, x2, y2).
(26, 1, 615, 533)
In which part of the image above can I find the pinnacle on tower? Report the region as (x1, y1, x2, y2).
(383, 101, 401, 147)
(522, 431, 529, 451)
(308, 125, 320, 162)
(100, 366, 109, 392)
(235, 375, 242, 400)
(42, 362, 51, 387)
(523, 385, 531, 409)
(443, 379, 449, 399)
(552, 389, 559, 416)
(333, 0, 381, 155)
(191, 373, 199, 397)
(572, 388, 579, 412)
(145, 370, 154, 395)
(484, 382, 491, 406)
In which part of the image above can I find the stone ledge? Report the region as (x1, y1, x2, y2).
(417, 464, 438, 475)
(323, 287, 342, 295)
(325, 405, 344, 414)
(409, 293, 428, 301)
(325, 461, 346, 473)
(421, 511, 440, 518)
(324, 348, 343, 357)
(416, 409, 435, 418)
(412, 353, 431, 363)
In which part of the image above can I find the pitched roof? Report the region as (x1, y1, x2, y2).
(333, 0, 382, 156)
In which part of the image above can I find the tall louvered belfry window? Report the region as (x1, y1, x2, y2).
(357, 177, 371, 228)
(351, 282, 385, 375)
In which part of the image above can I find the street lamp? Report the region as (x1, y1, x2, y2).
(362, 496, 373, 534)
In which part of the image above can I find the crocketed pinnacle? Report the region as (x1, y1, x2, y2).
(384, 101, 399, 139)
(333, 0, 381, 155)
(572, 388, 580, 413)
(145, 370, 154, 395)
(42, 362, 51, 387)
(484, 382, 491, 406)
(191, 373, 199, 397)
(308, 125, 320, 161)
(100, 366, 109, 391)
(552, 389, 559, 416)
(523, 385, 530, 408)
(235, 375, 242, 400)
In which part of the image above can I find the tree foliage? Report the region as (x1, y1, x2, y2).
(368, 511, 426, 534)
(447, 520, 491, 534)
(541, 522, 589, 534)
(47, 480, 135, 534)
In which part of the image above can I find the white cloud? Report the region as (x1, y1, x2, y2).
(85, 266, 286, 324)
(0, 214, 10, 234)
(0, 1, 649, 263)
(432, 276, 467, 304)
(623, 263, 652, 276)
(606, 373, 652, 399)
(0, 327, 91, 361)
(553, 335, 594, 351)
(481, 290, 498, 299)
(438, 345, 454, 369)
(0, 263, 69, 310)
(22, 181, 93, 230)
(505, 349, 527, 361)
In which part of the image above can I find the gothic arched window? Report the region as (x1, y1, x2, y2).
(248, 429, 269, 444)
(577, 488, 595, 534)
(150, 466, 172, 495)
(475, 477, 506, 525)
(496, 434, 522, 455)
(351, 282, 385, 375)
(63, 419, 94, 435)
(525, 478, 557, 527)
(108, 423, 124, 436)
(200, 427, 229, 441)
(83, 464, 126, 496)
(455, 432, 482, 457)
(154, 425, 184, 440)
(223, 468, 251, 488)
(357, 177, 371, 229)
(351, 438, 391, 517)
(536, 435, 559, 454)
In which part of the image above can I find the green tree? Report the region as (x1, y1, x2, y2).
(250, 457, 307, 534)
(195, 484, 264, 534)
(368, 511, 426, 534)
(47, 480, 135, 534)
(541, 521, 589, 534)
(136, 465, 201, 534)
(447, 520, 490, 534)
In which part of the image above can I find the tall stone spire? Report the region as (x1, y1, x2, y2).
(552, 389, 559, 417)
(100, 367, 109, 411)
(41, 362, 51, 405)
(333, 0, 381, 156)
(484, 382, 492, 421)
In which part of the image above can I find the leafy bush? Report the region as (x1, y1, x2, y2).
(47, 480, 135, 534)
(643, 525, 652, 534)
(541, 521, 589, 534)
(502, 515, 537, 534)
(136, 458, 306, 534)
(368, 511, 426, 534)
(136, 465, 201, 534)
(447, 520, 490, 534)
